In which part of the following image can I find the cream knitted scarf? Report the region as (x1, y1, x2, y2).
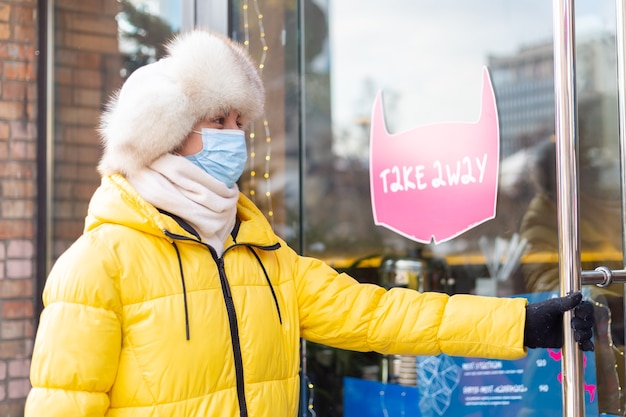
(127, 153, 239, 256)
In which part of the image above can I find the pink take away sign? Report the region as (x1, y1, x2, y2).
(369, 67, 499, 244)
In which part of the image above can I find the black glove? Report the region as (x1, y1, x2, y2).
(524, 291, 595, 351)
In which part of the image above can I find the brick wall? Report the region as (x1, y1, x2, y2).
(0, 0, 38, 415)
(52, 0, 121, 258)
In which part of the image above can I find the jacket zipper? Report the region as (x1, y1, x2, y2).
(163, 228, 281, 417)
(216, 256, 248, 417)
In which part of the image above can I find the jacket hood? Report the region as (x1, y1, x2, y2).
(97, 29, 265, 177)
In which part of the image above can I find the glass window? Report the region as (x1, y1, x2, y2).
(231, 0, 302, 250)
(294, 0, 624, 415)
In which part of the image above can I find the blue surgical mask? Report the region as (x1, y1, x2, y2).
(185, 128, 247, 188)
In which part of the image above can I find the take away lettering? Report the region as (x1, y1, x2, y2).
(379, 154, 488, 193)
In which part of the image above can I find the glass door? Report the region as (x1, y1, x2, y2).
(297, 0, 626, 416)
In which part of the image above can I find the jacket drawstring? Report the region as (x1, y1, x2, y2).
(163, 218, 282, 338)
(247, 247, 282, 324)
(172, 241, 191, 340)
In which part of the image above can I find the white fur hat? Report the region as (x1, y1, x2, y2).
(97, 29, 265, 176)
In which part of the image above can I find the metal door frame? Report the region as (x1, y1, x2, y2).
(554, 1, 626, 416)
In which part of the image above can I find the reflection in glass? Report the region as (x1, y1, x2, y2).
(117, 0, 178, 76)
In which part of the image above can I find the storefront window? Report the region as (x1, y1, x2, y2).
(232, 0, 301, 250)
(293, 0, 624, 416)
(50, 0, 625, 415)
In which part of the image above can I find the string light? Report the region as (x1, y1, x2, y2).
(241, 0, 274, 226)
(307, 378, 316, 417)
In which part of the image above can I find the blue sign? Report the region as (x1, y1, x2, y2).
(417, 349, 597, 417)
(344, 377, 420, 417)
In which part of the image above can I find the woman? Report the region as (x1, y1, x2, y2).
(25, 29, 593, 417)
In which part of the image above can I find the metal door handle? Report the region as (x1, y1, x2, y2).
(581, 267, 626, 287)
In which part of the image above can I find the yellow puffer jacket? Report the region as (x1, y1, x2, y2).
(26, 174, 527, 417)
